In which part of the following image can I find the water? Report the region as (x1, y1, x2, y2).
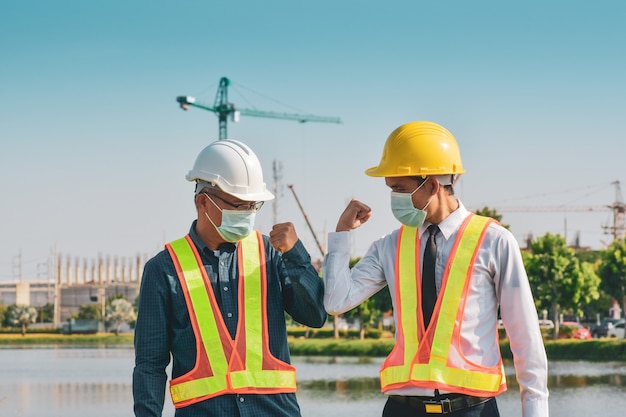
(1, 346, 625, 417)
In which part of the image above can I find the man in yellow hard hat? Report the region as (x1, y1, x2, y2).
(323, 121, 548, 417)
(133, 139, 327, 417)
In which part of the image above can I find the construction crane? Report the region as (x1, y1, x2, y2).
(476, 180, 626, 242)
(177, 77, 342, 139)
(484, 205, 609, 212)
(604, 180, 626, 241)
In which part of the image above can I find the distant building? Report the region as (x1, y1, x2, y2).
(0, 252, 144, 325)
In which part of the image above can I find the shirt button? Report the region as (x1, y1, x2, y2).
(223, 286, 229, 291)
(220, 261, 224, 266)
(227, 313, 233, 318)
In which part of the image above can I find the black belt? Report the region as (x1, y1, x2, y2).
(389, 394, 492, 414)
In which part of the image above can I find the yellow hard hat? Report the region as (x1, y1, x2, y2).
(365, 121, 466, 178)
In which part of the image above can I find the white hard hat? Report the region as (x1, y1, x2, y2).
(186, 139, 275, 201)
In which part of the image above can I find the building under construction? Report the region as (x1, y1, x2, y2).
(0, 253, 145, 326)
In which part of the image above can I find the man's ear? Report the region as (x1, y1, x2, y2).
(427, 177, 440, 196)
(195, 193, 207, 210)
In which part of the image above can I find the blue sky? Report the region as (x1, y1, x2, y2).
(1, 1, 625, 281)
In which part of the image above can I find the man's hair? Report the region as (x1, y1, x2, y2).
(413, 176, 455, 195)
(194, 181, 221, 208)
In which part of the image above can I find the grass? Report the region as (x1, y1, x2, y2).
(0, 333, 134, 346)
(1, 333, 626, 361)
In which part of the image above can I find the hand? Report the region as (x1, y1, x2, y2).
(336, 199, 372, 232)
(269, 222, 299, 253)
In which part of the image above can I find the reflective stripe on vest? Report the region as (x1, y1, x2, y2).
(166, 232, 296, 408)
(380, 214, 506, 396)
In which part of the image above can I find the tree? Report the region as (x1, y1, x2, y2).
(105, 298, 136, 336)
(8, 305, 38, 336)
(474, 207, 510, 229)
(38, 303, 54, 323)
(342, 295, 374, 340)
(128, 295, 140, 329)
(524, 233, 600, 339)
(76, 304, 102, 320)
(0, 303, 7, 326)
(576, 250, 611, 321)
(598, 238, 626, 338)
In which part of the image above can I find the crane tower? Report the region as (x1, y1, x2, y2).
(603, 180, 626, 241)
(176, 77, 342, 140)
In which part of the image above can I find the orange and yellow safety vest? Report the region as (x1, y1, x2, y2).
(165, 231, 296, 408)
(380, 214, 507, 397)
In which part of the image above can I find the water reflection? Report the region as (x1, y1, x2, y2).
(300, 378, 381, 399)
(11, 382, 130, 416)
(0, 348, 625, 417)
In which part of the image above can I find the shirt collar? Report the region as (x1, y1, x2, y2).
(189, 220, 209, 253)
(421, 199, 469, 241)
(189, 220, 236, 256)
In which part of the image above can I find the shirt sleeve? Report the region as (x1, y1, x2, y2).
(277, 238, 327, 328)
(133, 255, 172, 417)
(494, 229, 550, 417)
(322, 231, 388, 315)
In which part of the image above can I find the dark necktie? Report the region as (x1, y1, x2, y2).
(422, 225, 439, 328)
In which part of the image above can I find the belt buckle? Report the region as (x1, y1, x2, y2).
(423, 398, 452, 414)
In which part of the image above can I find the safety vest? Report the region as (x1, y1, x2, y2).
(166, 232, 296, 408)
(380, 214, 507, 397)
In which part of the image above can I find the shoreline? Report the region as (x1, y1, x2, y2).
(1, 334, 625, 361)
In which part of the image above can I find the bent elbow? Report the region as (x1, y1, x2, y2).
(311, 310, 328, 328)
(324, 305, 344, 316)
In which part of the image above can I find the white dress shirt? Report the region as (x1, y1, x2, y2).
(323, 201, 549, 417)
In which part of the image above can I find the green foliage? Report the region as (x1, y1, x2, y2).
(598, 237, 626, 307)
(580, 287, 614, 320)
(0, 334, 625, 362)
(0, 334, 133, 345)
(7, 305, 38, 336)
(576, 250, 602, 264)
(288, 339, 394, 357)
(107, 293, 125, 303)
(542, 339, 626, 361)
(0, 304, 7, 326)
(0, 327, 61, 334)
(474, 207, 510, 229)
(128, 295, 139, 329)
(105, 298, 136, 335)
(525, 233, 601, 338)
(288, 327, 382, 339)
(38, 303, 54, 323)
(287, 338, 626, 362)
(76, 304, 102, 320)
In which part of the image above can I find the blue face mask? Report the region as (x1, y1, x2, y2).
(204, 195, 256, 242)
(390, 180, 432, 228)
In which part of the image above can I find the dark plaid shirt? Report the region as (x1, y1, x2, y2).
(133, 221, 327, 417)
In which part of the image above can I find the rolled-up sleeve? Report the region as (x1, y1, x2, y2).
(278, 239, 327, 328)
(323, 231, 388, 315)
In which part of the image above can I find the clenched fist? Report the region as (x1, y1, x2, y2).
(336, 199, 372, 232)
(269, 222, 299, 253)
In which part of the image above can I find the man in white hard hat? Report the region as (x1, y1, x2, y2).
(323, 121, 548, 417)
(133, 139, 327, 417)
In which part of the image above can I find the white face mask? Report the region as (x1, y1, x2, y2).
(390, 179, 432, 228)
(204, 194, 256, 242)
